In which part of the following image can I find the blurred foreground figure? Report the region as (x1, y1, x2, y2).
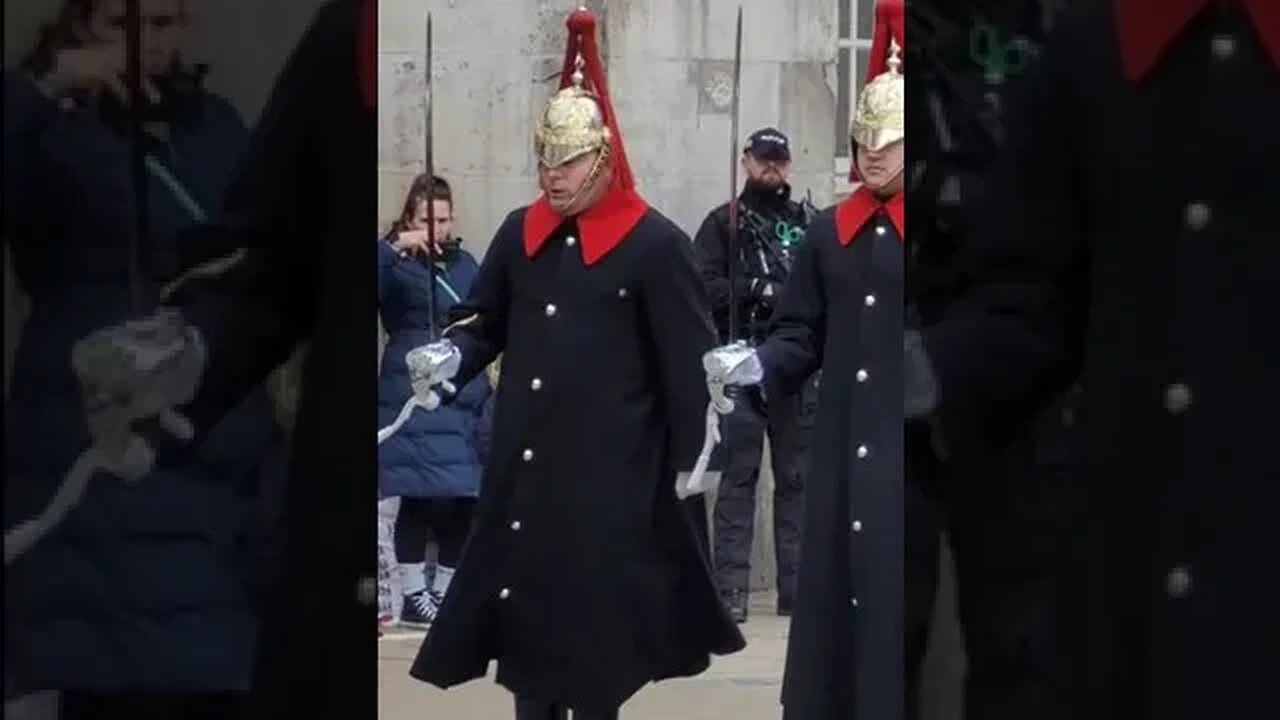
(907, 2, 1280, 719)
(48, 0, 379, 717)
(405, 9, 744, 720)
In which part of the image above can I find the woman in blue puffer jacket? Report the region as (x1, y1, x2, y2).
(378, 174, 491, 628)
(3, 1, 283, 716)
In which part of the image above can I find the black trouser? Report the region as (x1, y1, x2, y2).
(393, 497, 475, 567)
(59, 692, 243, 720)
(711, 376, 817, 600)
(910, 394, 1075, 720)
(514, 695, 619, 720)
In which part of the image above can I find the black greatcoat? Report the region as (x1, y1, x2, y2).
(410, 200, 746, 714)
(924, 3, 1280, 719)
(152, 2, 378, 717)
(762, 195, 905, 720)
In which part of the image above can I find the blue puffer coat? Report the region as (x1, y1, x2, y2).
(2, 71, 284, 693)
(377, 238, 491, 499)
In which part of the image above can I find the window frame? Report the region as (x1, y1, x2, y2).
(834, 1, 876, 198)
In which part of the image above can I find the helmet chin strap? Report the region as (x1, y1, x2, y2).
(557, 143, 612, 215)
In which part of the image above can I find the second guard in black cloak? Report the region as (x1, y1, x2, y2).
(705, 19, 907, 720)
(405, 9, 745, 720)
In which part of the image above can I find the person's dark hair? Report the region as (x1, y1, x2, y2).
(22, 0, 191, 78)
(389, 174, 453, 236)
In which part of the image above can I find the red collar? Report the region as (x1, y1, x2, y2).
(834, 187, 904, 246)
(523, 186, 649, 265)
(1117, 0, 1280, 83)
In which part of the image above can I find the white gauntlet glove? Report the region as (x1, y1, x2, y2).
(676, 342, 764, 500)
(379, 339, 461, 445)
(405, 339, 461, 410)
(702, 341, 765, 415)
(70, 308, 205, 480)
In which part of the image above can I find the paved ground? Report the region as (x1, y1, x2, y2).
(378, 592, 789, 720)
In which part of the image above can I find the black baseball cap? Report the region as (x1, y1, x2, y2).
(744, 127, 791, 161)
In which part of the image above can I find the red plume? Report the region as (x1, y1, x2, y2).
(557, 9, 636, 192)
(865, 0, 905, 83)
(850, 0, 905, 181)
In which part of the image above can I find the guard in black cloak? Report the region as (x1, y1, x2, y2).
(704, 16, 907, 720)
(906, 1, 1280, 719)
(403, 9, 745, 720)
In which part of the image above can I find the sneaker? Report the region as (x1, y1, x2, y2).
(400, 589, 443, 629)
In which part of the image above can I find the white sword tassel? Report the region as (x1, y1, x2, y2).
(677, 380, 734, 499)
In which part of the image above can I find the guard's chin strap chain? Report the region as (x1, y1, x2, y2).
(559, 141, 612, 214)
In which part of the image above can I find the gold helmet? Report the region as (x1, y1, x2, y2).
(535, 62, 611, 168)
(851, 41, 904, 152)
(851, 0, 904, 153)
(532, 8, 635, 190)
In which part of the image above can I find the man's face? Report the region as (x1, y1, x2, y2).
(407, 199, 454, 242)
(742, 152, 791, 189)
(538, 150, 606, 215)
(86, 0, 186, 76)
(856, 140, 904, 196)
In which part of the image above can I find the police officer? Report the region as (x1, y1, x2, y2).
(692, 127, 818, 622)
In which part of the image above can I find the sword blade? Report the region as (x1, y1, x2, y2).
(125, 0, 147, 314)
(727, 6, 744, 342)
(424, 12, 439, 338)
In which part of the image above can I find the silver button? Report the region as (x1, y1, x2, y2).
(617, 287, 629, 299)
(510, 520, 522, 531)
(864, 294, 876, 307)
(356, 576, 377, 606)
(1211, 33, 1236, 60)
(565, 236, 578, 247)
(875, 225, 886, 236)
(1166, 566, 1192, 598)
(522, 448, 534, 461)
(530, 378, 543, 391)
(499, 587, 512, 600)
(545, 303, 558, 317)
(856, 444, 870, 459)
(856, 369, 869, 383)
(1184, 202, 1211, 231)
(851, 520, 863, 533)
(1164, 383, 1192, 415)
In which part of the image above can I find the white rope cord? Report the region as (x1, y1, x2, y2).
(377, 395, 425, 445)
(676, 381, 733, 499)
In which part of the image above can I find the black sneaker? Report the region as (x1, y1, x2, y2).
(720, 589, 749, 624)
(400, 589, 443, 629)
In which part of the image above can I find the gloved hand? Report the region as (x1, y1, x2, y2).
(405, 339, 461, 411)
(71, 308, 205, 479)
(905, 329, 940, 419)
(702, 341, 765, 415)
(675, 469, 721, 500)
